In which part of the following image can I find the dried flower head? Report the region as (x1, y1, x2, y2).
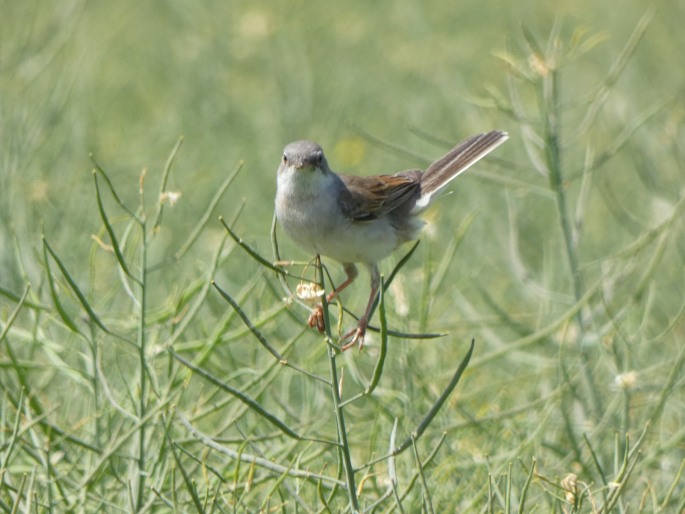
(615, 371, 638, 390)
(160, 191, 182, 206)
(561, 473, 578, 505)
(296, 282, 324, 304)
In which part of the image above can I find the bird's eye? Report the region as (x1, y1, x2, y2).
(282, 154, 288, 164)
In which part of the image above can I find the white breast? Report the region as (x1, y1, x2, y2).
(275, 169, 400, 265)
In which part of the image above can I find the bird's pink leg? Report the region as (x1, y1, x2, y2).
(340, 264, 380, 351)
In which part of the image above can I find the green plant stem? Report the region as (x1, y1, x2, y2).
(412, 438, 435, 514)
(317, 257, 359, 512)
(328, 351, 358, 511)
(544, 69, 582, 302)
(543, 63, 602, 420)
(136, 215, 148, 512)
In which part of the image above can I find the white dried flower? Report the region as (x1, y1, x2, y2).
(561, 473, 578, 505)
(614, 371, 638, 390)
(296, 282, 324, 304)
(160, 191, 182, 206)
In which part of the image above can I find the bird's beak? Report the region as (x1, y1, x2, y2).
(294, 161, 313, 171)
(294, 158, 319, 172)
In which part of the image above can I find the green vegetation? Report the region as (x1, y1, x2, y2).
(1, 0, 683, 511)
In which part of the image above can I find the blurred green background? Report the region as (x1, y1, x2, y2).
(3, 0, 681, 263)
(1, 0, 684, 511)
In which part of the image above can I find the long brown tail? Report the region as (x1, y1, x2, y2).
(416, 130, 508, 209)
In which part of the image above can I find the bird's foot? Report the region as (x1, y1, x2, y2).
(340, 319, 368, 351)
(308, 305, 367, 352)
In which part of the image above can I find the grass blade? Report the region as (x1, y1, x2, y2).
(211, 280, 286, 362)
(93, 171, 140, 285)
(518, 458, 536, 513)
(43, 235, 111, 335)
(174, 160, 243, 261)
(165, 422, 206, 513)
(365, 276, 388, 395)
(395, 339, 474, 453)
(152, 136, 184, 232)
(177, 412, 343, 486)
(220, 216, 289, 277)
(0, 285, 30, 344)
(169, 349, 301, 440)
(90, 154, 140, 221)
(41, 236, 80, 334)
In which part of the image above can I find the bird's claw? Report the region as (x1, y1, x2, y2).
(307, 305, 367, 352)
(340, 319, 367, 351)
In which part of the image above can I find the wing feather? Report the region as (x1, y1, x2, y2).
(338, 171, 421, 222)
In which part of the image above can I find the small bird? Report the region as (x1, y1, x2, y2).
(275, 130, 508, 350)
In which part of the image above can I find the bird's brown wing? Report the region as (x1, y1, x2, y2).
(338, 171, 422, 222)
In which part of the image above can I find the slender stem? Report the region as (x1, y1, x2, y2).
(543, 65, 602, 420)
(136, 214, 148, 511)
(545, 72, 586, 305)
(317, 257, 359, 512)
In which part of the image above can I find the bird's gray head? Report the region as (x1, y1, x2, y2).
(280, 140, 328, 172)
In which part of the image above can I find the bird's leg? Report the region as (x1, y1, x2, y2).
(340, 264, 380, 351)
(308, 263, 358, 333)
(326, 263, 359, 303)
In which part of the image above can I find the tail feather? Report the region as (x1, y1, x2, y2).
(416, 130, 508, 209)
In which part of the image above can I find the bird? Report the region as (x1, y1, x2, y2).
(274, 130, 508, 350)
